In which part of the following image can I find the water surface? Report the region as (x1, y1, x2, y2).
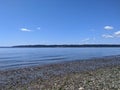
(0, 48, 120, 69)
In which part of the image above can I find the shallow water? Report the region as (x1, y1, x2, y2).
(0, 48, 120, 69)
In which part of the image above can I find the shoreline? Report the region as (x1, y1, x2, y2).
(0, 54, 120, 71)
(0, 55, 120, 89)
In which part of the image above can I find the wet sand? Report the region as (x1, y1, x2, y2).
(0, 55, 120, 90)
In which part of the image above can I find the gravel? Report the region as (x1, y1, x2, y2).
(0, 55, 120, 90)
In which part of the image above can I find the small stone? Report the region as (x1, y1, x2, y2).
(79, 87, 84, 90)
(54, 83, 57, 86)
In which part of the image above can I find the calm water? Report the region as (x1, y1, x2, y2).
(0, 48, 120, 69)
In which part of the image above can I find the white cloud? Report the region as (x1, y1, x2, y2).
(102, 34, 114, 38)
(104, 26, 114, 30)
(114, 31, 120, 37)
(102, 30, 120, 38)
(20, 28, 31, 32)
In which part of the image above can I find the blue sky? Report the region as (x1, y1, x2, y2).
(0, 0, 120, 46)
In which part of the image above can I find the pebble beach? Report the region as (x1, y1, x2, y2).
(0, 55, 120, 90)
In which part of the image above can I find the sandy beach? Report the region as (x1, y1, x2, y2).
(0, 55, 120, 90)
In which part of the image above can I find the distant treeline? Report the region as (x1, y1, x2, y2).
(12, 44, 120, 48)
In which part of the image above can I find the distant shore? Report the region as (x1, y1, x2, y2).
(0, 55, 120, 90)
(1, 44, 120, 48)
(13, 44, 120, 48)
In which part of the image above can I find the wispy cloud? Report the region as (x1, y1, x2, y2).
(114, 31, 120, 37)
(20, 28, 31, 32)
(20, 27, 41, 32)
(82, 38, 90, 42)
(102, 34, 114, 38)
(102, 30, 120, 38)
(102, 26, 120, 38)
(104, 26, 114, 30)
